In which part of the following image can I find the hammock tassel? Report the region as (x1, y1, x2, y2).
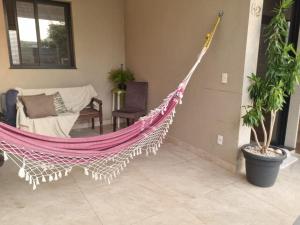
(54, 173, 58, 181)
(49, 174, 54, 182)
(3, 151, 8, 161)
(18, 167, 25, 178)
(25, 172, 29, 181)
(84, 168, 89, 176)
(33, 181, 36, 191)
(58, 171, 62, 178)
(29, 175, 32, 185)
(36, 177, 40, 186)
(18, 162, 26, 178)
(42, 175, 46, 183)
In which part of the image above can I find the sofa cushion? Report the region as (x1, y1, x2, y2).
(53, 92, 68, 114)
(21, 94, 57, 119)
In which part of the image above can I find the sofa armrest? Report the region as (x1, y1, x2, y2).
(91, 97, 102, 105)
(15, 100, 30, 129)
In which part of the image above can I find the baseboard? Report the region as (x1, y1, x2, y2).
(167, 135, 236, 173)
(72, 119, 112, 130)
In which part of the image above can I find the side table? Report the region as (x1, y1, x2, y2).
(112, 88, 126, 128)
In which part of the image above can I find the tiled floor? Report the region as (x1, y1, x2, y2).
(0, 128, 299, 225)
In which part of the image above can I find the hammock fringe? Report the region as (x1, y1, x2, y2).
(1, 105, 176, 190)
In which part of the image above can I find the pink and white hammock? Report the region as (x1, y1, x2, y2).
(0, 13, 222, 190)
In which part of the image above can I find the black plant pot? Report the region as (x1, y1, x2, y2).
(241, 145, 287, 187)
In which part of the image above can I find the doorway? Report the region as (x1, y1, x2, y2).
(285, 0, 300, 152)
(255, 0, 300, 148)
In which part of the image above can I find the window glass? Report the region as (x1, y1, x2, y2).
(9, 30, 20, 65)
(16, 1, 39, 65)
(3, 0, 75, 68)
(38, 4, 70, 65)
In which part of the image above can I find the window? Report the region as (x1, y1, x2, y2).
(3, 0, 75, 69)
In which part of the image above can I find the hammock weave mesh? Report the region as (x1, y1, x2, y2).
(0, 13, 222, 190)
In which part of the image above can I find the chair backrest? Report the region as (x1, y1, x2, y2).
(125, 82, 148, 112)
(5, 89, 19, 127)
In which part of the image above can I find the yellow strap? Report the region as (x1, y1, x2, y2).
(204, 12, 223, 48)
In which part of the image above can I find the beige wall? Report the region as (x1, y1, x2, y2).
(0, 0, 125, 121)
(125, 0, 262, 165)
(0, 0, 263, 165)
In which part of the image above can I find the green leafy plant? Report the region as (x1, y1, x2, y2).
(243, 0, 300, 154)
(108, 66, 135, 90)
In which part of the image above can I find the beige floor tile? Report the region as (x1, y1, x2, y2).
(1, 131, 299, 225)
(281, 154, 300, 181)
(0, 162, 103, 225)
(135, 156, 237, 201)
(163, 142, 200, 161)
(78, 179, 179, 225)
(183, 185, 293, 225)
(137, 161, 214, 198)
(188, 157, 239, 185)
(72, 165, 151, 195)
(132, 143, 188, 168)
(234, 172, 300, 219)
(132, 207, 206, 225)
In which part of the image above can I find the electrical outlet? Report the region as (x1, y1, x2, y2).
(221, 73, 228, 84)
(217, 135, 224, 145)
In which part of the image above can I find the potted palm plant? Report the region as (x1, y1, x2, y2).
(108, 65, 135, 90)
(242, 0, 300, 187)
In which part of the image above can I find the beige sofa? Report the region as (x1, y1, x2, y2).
(16, 85, 100, 137)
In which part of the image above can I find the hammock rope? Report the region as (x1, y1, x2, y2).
(0, 12, 223, 190)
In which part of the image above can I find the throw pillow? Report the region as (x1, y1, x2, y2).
(21, 94, 57, 119)
(53, 92, 68, 114)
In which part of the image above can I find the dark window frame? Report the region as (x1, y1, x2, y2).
(3, 0, 76, 69)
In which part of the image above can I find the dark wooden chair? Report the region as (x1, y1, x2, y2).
(112, 82, 148, 131)
(79, 97, 103, 134)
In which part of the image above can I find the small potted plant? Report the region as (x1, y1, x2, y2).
(242, 0, 300, 187)
(108, 65, 135, 90)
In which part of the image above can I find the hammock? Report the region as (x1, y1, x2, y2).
(0, 13, 223, 190)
